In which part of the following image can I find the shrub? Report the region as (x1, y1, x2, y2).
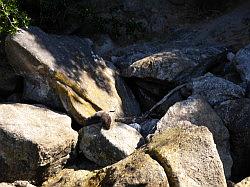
(0, 0, 30, 35)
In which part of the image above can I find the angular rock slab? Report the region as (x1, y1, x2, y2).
(78, 123, 144, 167)
(156, 96, 232, 178)
(189, 73, 245, 106)
(215, 99, 250, 181)
(147, 123, 227, 187)
(5, 27, 140, 124)
(42, 151, 169, 187)
(0, 104, 78, 183)
(122, 46, 226, 84)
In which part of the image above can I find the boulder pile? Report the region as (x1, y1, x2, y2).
(1, 1, 250, 186)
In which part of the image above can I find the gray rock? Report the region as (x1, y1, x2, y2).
(156, 96, 232, 178)
(0, 103, 78, 184)
(78, 123, 144, 166)
(22, 76, 63, 110)
(127, 123, 141, 133)
(234, 44, 250, 94)
(189, 73, 245, 106)
(215, 99, 250, 181)
(147, 122, 227, 187)
(140, 119, 158, 138)
(122, 46, 226, 84)
(5, 27, 140, 125)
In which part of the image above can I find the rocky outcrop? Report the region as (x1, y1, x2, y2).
(155, 96, 232, 178)
(42, 151, 169, 187)
(0, 104, 78, 184)
(147, 122, 227, 187)
(78, 123, 144, 166)
(5, 27, 140, 126)
(215, 99, 250, 181)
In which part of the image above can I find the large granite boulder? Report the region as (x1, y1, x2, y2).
(155, 96, 232, 178)
(0, 104, 78, 184)
(188, 73, 245, 106)
(78, 123, 144, 166)
(215, 99, 250, 181)
(121, 46, 226, 84)
(147, 122, 227, 187)
(5, 27, 140, 125)
(42, 151, 169, 187)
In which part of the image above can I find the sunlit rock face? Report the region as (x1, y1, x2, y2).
(5, 27, 141, 125)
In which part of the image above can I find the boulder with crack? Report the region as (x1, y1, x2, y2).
(0, 103, 78, 184)
(5, 27, 141, 125)
(155, 96, 232, 178)
(147, 122, 227, 187)
(42, 151, 169, 187)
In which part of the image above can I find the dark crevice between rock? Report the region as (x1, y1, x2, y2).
(144, 150, 176, 187)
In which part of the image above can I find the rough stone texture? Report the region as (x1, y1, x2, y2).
(234, 44, 250, 93)
(5, 27, 140, 125)
(147, 123, 227, 187)
(141, 119, 159, 138)
(22, 77, 63, 110)
(121, 46, 226, 84)
(189, 73, 245, 106)
(155, 96, 232, 178)
(215, 99, 250, 181)
(78, 123, 144, 166)
(0, 181, 36, 187)
(42, 151, 169, 187)
(235, 177, 250, 187)
(0, 103, 78, 183)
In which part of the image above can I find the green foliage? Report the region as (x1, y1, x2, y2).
(0, 0, 30, 35)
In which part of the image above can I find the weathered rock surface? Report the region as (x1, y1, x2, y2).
(5, 27, 140, 125)
(0, 104, 78, 183)
(188, 73, 245, 106)
(42, 151, 169, 187)
(141, 119, 159, 138)
(22, 77, 63, 110)
(147, 123, 227, 187)
(215, 99, 250, 181)
(234, 177, 250, 187)
(234, 44, 250, 95)
(155, 96, 232, 178)
(0, 181, 36, 187)
(121, 46, 226, 84)
(78, 123, 144, 166)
